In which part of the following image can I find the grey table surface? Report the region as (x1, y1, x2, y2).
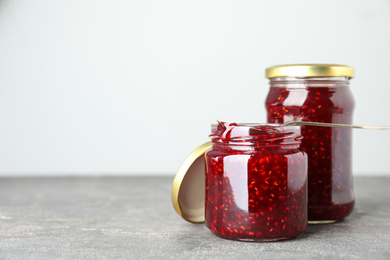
(0, 176, 389, 260)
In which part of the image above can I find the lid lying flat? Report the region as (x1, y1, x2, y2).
(265, 64, 354, 78)
(171, 142, 212, 223)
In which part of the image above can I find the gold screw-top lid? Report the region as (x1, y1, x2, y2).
(171, 142, 212, 223)
(265, 64, 354, 79)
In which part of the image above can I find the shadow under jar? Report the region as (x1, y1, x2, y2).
(265, 64, 355, 223)
(205, 122, 308, 241)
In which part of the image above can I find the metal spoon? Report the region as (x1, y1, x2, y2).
(280, 121, 390, 130)
(217, 120, 390, 130)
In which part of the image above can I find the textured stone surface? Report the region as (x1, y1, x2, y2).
(0, 176, 389, 259)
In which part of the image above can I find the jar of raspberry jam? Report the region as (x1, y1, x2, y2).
(265, 64, 355, 224)
(205, 122, 308, 241)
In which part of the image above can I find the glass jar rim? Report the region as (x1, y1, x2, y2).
(210, 122, 300, 131)
(209, 122, 302, 146)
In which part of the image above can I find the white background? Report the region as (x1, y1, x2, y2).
(0, 0, 389, 176)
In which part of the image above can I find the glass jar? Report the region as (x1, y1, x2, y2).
(205, 121, 308, 241)
(265, 64, 355, 223)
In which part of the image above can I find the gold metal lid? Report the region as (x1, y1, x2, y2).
(171, 142, 212, 223)
(265, 64, 354, 79)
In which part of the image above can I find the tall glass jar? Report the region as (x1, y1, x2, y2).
(265, 64, 355, 223)
(205, 121, 308, 241)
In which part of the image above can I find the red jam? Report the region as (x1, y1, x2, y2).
(265, 77, 355, 222)
(205, 122, 307, 241)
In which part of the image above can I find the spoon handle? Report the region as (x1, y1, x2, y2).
(281, 121, 390, 130)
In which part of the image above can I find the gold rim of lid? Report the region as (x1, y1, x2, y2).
(171, 141, 212, 223)
(265, 64, 354, 79)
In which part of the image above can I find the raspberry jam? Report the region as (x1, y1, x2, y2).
(265, 65, 355, 223)
(205, 122, 307, 241)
